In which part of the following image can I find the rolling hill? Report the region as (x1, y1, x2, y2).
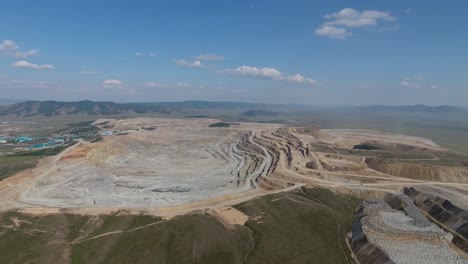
(0, 100, 464, 117)
(0, 100, 261, 117)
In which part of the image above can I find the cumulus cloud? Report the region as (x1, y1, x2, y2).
(103, 79, 123, 88)
(315, 25, 352, 39)
(400, 80, 420, 89)
(13, 49, 39, 58)
(315, 8, 397, 39)
(193, 54, 224, 61)
(281, 73, 318, 85)
(324, 8, 396, 28)
(80, 70, 97, 74)
(144, 82, 192, 88)
(219, 66, 282, 78)
(218, 65, 317, 85)
(136, 52, 157, 57)
(400, 76, 444, 90)
(174, 82, 191, 87)
(144, 82, 162, 88)
(174, 59, 204, 68)
(0, 40, 19, 52)
(11, 60, 54, 70)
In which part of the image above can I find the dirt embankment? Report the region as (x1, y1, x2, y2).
(365, 158, 468, 183)
(350, 211, 395, 264)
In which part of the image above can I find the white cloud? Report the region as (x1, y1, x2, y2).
(0, 40, 19, 52)
(144, 82, 162, 88)
(219, 66, 282, 78)
(174, 82, 191, 87)
(400, 76, 444, 90)
(80, 70, 97, 74)
(144, 82, 192, 88)
(404, 8, 413, 14)
(315, 25, 352, 39)
(136, 52, 157, 57)
(324, 8, 396, 28)
(316, 8, 397, 39)
(218, 65, 317, 85)
(400, 80, 420, 88)
(11, 60, 54, 70)
(103, 79, 123, 88)
(174, 59, 204, 68)
(280, 73, 317, 85)
(13, 49, 39, 58)
(193, 54, 224, 61)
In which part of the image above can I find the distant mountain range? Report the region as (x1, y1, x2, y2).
(0, 100, 261, 117)
(355, 104, 462, 113)
(0, 100, 464, 117)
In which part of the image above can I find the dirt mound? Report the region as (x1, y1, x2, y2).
(365, 158, 468, 183)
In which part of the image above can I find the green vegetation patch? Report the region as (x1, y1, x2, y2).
(0, 156, 38, 180)
(234, 187, 360, 264)
(0, 188, 360, 264)
(208, 122, 231, 128)
(0, 144, 73, 181)
(353, 144, 379, 150)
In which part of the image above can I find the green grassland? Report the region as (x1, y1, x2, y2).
(0, 156, 38, 180)
(0, 144, 73, 181)
(0, 187, 360, 264)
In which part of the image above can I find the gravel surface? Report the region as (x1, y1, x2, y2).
(361, 199, 468, 264)
(398, 194, 432, 227)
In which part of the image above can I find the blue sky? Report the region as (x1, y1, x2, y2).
(0, 0, 467, 105)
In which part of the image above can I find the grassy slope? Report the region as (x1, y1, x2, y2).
(0, 144, 72, 181)
(0, 156, 38, 180)
(0, 188, 359, 264)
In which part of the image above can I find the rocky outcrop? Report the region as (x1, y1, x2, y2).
(404, 187, 468, 253)
(384, 194, 431, 227)
(350, 199, 467, 264)
(351, 204, 394, 264)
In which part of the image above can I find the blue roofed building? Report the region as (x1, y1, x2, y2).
(30, 143, 49, 150)
(15, 136, 33, 143)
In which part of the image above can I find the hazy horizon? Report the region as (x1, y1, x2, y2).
(1, 98, 467, 109)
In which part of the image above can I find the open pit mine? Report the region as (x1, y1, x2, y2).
(1, 117, 467, 263)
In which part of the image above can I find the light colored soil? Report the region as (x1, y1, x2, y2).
(1, 117, 467, 221)
(320, 129, 442, 150)
(211, 206, 249, 226)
